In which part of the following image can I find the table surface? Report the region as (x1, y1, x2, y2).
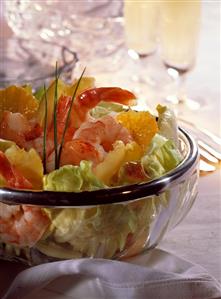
(0, 1, 220, 297)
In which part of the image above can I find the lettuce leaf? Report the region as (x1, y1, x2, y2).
(43, 161, 106, 192)
(40, 196, 153, 259)
(142, 134, 183, 178)
(157, 104, 179, 146)
(90, 101, 126, 119)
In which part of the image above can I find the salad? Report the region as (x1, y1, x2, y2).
(0, 75, 183, 263)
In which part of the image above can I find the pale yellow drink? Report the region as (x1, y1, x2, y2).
(159, 0, 201, 71)
(124, 0, 159, 55)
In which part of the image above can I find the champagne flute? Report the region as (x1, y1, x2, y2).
(159, 0, 202, 110)
(123, 0, 160, 90)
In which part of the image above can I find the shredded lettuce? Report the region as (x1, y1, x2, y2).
(142, 134, 183, 178)
(43, 161, 106, 192)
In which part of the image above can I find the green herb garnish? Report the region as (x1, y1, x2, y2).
(53, 62, 60, 170)
(57, 68, 86, 167)
(43, 84, 48, 174)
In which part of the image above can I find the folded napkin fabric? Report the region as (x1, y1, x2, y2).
(3, 249, 221, 299)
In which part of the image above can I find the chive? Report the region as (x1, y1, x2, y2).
(43, 84, 48, 174)
(53, 62, 60, 169)
(57, 67, 86, 167)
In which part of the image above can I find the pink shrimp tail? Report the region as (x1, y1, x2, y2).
(71, 87, 136, 128)
(77, 87, 136, 107)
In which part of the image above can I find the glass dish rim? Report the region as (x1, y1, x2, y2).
(0, 127, 199, 207)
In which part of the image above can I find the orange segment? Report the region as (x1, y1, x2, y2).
(0, 86, 39, 122)
(117, 110, 158, 150)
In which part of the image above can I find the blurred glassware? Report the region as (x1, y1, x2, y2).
(4, 0, 124, 73)
(159, 0, 202, 110)
(123, 0, 169, 104)
(124, 0, 158, 56)
(0, 37, 78, 89)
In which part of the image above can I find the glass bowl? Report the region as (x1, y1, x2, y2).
(4, 1, 124, 64)
(0, 128, 199, 265)
(0, 37, 78, 89)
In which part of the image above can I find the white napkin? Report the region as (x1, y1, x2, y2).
(3, 249, 221, 299)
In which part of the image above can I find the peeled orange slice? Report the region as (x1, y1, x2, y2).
(117, 110, 158, 150)
(0, 85, 39, 122)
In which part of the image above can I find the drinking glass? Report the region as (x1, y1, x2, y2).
(123, 0, 159, 84)
(123, 0, 169, 106)
(159, 0, 202, 110)
(124, 0, 158, 56)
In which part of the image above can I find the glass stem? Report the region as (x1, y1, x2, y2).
(176, 72, 187, 104)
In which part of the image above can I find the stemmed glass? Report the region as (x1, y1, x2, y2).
(159, 0, 202, 111)
(123, 1, 160, 94)
(123, 0, 175, 110)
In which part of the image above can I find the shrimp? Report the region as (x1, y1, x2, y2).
(0, 111, 30, 148)
(0, 152, 49, 246)
(70, 87, 136, 128)
(54, 89, 135, 169)
(46, 95, 76, 144)
(47, 139, 104, 172)
(27, 95, 76, 159)
(51, 115, 133, 171)
(0, 202, 50, 246)
(74, 115, 133, 152)
(0, 105, 70, 160)
(0, 111, 43, 150)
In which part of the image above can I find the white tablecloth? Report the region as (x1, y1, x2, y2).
(0, 1, 220, 298)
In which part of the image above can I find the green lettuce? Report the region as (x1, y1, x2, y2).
(43, 161, 106, 192)
(41, 204, 138, 258)
(90, 101, 126, 119)
(38, 196, 155, 259)
(142, 134, 183, 178)
(157, 104, 179, 146)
